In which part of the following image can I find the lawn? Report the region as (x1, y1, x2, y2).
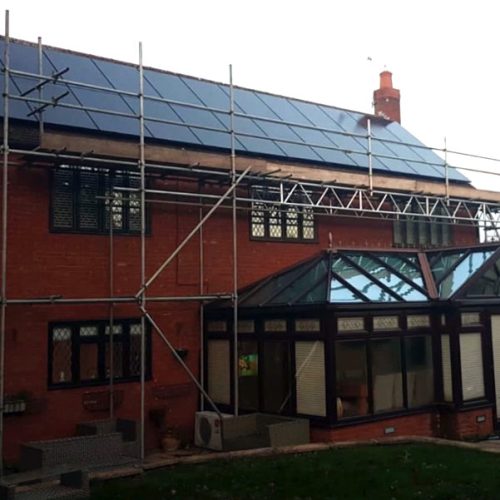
(90, 444, 500, 499)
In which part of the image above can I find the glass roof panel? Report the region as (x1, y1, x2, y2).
(272, 259, 328, 304)
(346, 254, 426, 301)
(329, 278, 364, 303)
(465, 262, 500, 297)
(240, 259, 321, 307)
(438, 250, 495, 297)
(331, 257, 398, 302)
(430, 251, 466, 283)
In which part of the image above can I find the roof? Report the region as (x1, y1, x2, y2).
(207, 245, 500, 309)
(0, 36, 468, 183)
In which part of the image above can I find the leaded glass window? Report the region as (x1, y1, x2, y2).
(49, 319, 150, 387)
(52, 166, 147, 235)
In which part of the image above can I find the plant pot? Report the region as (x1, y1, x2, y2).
(161, 435, 181, 452)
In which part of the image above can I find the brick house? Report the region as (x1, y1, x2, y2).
(2, 33, 500, 466)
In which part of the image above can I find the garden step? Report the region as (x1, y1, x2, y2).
(20, 433, 125, 471)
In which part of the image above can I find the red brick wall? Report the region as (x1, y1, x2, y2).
(311, 413, 436, 442)
(439, 407, 494, 440)
(0, 160, 480, 462)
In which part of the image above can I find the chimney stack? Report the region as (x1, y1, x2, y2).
(373, 70, 401, 123)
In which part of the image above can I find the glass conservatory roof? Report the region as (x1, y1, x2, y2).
(207, 245, 500, 309)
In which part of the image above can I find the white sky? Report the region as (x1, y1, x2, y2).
(4, 0, 500, 189)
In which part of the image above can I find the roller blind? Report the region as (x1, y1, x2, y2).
(295, 341, 326, 417)
(441, 335, 453, 402)
(207, 340, 230, 405)
(460, 333, 485, 401)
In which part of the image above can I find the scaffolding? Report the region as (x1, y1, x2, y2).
(2, 9, 500, 473)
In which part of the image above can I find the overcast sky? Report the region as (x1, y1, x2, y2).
(3, 0, 500, 189)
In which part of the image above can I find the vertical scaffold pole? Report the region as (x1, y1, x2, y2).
(444, 137, 449, 205)
(108, 181, 115, 419)
(138, 41, 146, 462)
(199, 185, 205, 411)
(367, 118, 373, 196)
(0, 9, 10, 477)
(37, 37, 44, 137)
(229, 64, 238, 416)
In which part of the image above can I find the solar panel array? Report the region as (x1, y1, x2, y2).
(0, 37, 468, 182)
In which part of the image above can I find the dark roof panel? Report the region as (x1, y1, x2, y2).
(0, 37, 469, 183)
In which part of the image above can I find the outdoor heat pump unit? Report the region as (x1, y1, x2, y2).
(194, 411, 231, 450)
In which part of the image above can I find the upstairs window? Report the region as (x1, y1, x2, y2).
(393, 217, 452, 248)
(250, 187, 315, 242)
(51, 166, 145, 234)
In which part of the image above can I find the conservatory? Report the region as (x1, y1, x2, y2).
(204, 245, 500, 439)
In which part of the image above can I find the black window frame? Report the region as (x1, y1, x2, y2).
(48, 318, 152, 389)
(50, 165, 150, 235)
(249, 187, 316, 243)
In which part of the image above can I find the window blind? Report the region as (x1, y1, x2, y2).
(460, 333, 485, 401)
(295, 341, 326, 417)
(207, 340, 230, 405)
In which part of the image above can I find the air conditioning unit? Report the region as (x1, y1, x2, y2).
(194, 411, 231, 450)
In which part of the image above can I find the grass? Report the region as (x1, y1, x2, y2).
(90, 444, 500, 499)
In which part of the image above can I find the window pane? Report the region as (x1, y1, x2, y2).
(302, 208, 315, 239)
(336, 341, 369, 418)
(295, 341, 326, 416)
(405, 336, 434, 408)
(238, 341, 259, 410)
(207, 340, 230, 404)
(80, 343, 99, 381)
(261, 342, 291, 413)
(78, 170, 99, 230)
(105, 342, 124, 378)
(251, 202, 265, 238)
(52, 327, 72, 384)
(128, 176, 141, 232)
(372, 338, 403, 412)
(460, 333, 485, 401)
(286, 207, 299, 239)
(269, 207, 282, 238)
(52, 169, 74, 229)
(441, 335, 453, 402)
(129, 323, 142, 376)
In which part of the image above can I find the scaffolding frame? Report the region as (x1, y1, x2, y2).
(2, 10, 500, 472)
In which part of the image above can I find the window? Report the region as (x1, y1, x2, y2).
(49, 319, 151, 387)
(51, 166, 145, 234)
(250, 187, 315, 241)
(393, 211, 452, 248)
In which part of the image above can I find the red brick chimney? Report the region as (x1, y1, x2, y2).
(373, 70, 401, 123)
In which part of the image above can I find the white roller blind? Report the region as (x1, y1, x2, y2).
(491, 316, 500, 417)
(460, 333, 485, 401)
(441, 335, 453, 402)
(207, 340, 230, 404)
(295, 341, 326, 416)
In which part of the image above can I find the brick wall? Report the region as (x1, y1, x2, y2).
(311, 413, 436, 442)
(439, 407, 494, 440)
(0, 158, 480, 462)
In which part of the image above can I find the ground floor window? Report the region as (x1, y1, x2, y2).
(459, 333, 485, 401)
(336, 335, 433, 419)
(49, 319, 151, 388)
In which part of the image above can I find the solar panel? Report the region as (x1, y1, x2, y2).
(0, 37, 470, 183)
